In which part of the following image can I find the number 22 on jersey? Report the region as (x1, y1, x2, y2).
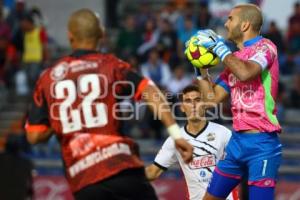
(54, 74, 108, 134)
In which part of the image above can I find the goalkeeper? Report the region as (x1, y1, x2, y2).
(189, 4, 282, 200)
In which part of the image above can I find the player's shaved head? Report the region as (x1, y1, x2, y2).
(68, 8, 103, 43)
(234, 4, 263, 32)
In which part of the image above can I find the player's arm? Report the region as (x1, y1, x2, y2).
(142, 84, 193, 163)
(145, 137, 177, 181)
(115, 62, 193, 163)
(223, 54, 262, 81)
(25, 82, 53, 144)
(145, 164, 165, 181)
(195, 68, 229, 105)
(25, 126, 53, 144)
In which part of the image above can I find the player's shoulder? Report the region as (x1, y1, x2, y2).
(207, 122, 231, 135)
(40, 57, 70, 81)
(256, 37, 277, 54)
(36, 66, 52, 85)
(104, 54, 130, 68)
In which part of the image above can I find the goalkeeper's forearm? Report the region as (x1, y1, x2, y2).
(196, 68, 218, 105)
(197, 79, 219, 107)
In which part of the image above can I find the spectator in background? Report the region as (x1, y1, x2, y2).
(288, 2, 300, 35)
(135, 2, 153, 30)
(140, 48, 171, 89)
(0, 34, 18, 89)
(277, 82, 287, 122)
(177, 16, 197, 60)
(98, 32, 112, 54)
(166, 64, 192, 96)
(166, 65, 192, 122)
(156, 18, 179, 68)
(20, 12, 49, 91)
(137, 18, 159, 60)
(289, 70, 300, 108)
(0, 0, 10, 19)
(287, 19, 300, 55)
(30, 6, 46, 27)
(175, 2, 196, 34)
(263, 21, 288, 74)
(140, 48, 172, 139)
(285, 2, 300, 73)
(6, 0, 26, 39)
(0, 8, 11, 41)
(160, 2, 181, 27)
(196, 2, 212, 29)
(263, 21, 285, 53)
(116, 15, 141, 59)
(0, 7, 17, 89)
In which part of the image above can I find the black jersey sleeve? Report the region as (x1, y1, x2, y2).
(113, 59, 151, 101)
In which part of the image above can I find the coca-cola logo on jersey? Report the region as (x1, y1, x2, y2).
(189, 155, 216, 169)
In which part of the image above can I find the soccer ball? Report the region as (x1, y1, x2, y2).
(185, 36, 219, 68)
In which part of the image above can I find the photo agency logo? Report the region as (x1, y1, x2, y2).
(48, 76, 265, 128)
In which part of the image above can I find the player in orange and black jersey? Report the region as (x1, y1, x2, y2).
(25, 9, 193, 200)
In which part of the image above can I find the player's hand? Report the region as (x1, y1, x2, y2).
(193, 29, 219, 49)
(174, 138, 193, 163)
(193, 29, 232, 61)
(210, 38, 232, 61)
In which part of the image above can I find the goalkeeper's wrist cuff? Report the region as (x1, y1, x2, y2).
(167, 124, 182, 140)
(213, 41, 232, 61)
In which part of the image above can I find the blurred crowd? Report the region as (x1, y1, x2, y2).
(0, 0, 49, 96)
(0, 0, 299, 141)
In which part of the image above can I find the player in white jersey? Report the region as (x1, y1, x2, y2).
(145, 85, 239, 200)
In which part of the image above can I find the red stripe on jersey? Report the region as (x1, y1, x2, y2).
(25, 123, 49, 133)
(134, 78, 150, 101)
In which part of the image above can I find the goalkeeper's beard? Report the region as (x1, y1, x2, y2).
(227, 23, 243, 45)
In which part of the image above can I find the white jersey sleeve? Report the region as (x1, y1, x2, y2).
(249, 51, 268, 70)
(154, 137, 178, 169)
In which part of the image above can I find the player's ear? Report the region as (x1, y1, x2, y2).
(241, 21, 250, 32)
